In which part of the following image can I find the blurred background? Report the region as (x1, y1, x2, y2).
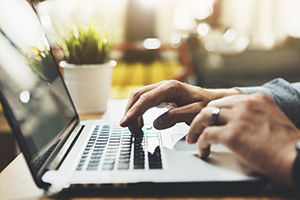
(1, 0, 300, 171)
(34, 0, 300, 93)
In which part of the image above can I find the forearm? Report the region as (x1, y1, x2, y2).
(235, 78, 300, 128)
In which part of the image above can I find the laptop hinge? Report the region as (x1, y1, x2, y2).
(47, 124, 84, 170)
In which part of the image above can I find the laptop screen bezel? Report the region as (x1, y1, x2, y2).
(0, 88, 80, 189)
(0, 0, 81, 189)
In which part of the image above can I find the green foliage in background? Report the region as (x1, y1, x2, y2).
(58, 22, 114, 64)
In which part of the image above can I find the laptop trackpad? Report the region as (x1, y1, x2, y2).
(173, 135, 197, 151)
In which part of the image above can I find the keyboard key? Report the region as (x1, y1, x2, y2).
(102, 163, 114, 170)
(90, 156, 101, 160)
(118, 163, 129, 169)
(148, 146, 162, 169)
(110, 137, 120, 141)
(107, 145, 119, 149)
(97, 136, 108, 140)
(102, 166, 114, 170)
(120, 149, 131, 154)
(92, 151, 103, 156)
(119, 158, 130, 163)
(134, 164, 144, 169)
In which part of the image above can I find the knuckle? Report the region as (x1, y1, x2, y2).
(235, 109, 249, 121)
(165, 80, 183, 90)
(139, 92, 151, 103)
(129, 89, 142, 99)
(254, 93, 274, 104)
(242, 98, 256, 109)
(238, 93, 274, 114)
(239, 98, 259, 113)
(160, 80, 169, 84)
(223, 123, 243, 144)
(201, 106, 211, 116)
(234, 109, 253, 125)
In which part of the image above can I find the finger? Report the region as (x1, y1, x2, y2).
(128, 116, 144, 134)
(120, 82, 182, 127)
(186, 107, 229, 144)
(153, 102, 206, 129)
(120, 81, 166, 127)
(125, 81, 167, 112)
(197, 126, 223, 158)
(186, 107, 214, 144)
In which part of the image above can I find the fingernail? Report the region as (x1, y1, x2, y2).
(185, 134, 193, 144)
(119, 116, 127, 126)
(185, 137, 191, 144)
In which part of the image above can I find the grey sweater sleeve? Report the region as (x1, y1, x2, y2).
(235, 78, 300, 128)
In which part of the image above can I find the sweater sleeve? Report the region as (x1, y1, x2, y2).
(234, 78, 300, 128)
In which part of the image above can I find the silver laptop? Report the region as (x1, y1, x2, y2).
(0, 0, 265, 195)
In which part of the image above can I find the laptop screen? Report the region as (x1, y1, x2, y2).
(0, 0, 76, 169)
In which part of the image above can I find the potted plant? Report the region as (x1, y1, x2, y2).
(57, 22, 115, 114)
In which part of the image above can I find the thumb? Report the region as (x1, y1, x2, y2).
(153, 102, 205, 129)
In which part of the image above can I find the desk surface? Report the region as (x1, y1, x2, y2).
(0, 111, 299, 199)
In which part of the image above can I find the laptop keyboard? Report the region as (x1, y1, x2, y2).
(76, 125, 163, 171)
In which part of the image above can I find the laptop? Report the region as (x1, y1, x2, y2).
(0, 0, 266, 195)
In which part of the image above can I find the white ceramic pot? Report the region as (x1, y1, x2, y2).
(60, 60, 116, 114)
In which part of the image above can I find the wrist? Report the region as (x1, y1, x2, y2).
(203, 88, 242, 101)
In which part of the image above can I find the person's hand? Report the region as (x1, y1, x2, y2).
(186, 93, 300, 186)
(119, 80, 241, 133)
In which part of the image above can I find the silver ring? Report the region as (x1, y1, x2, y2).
(211, 107, 221, 126)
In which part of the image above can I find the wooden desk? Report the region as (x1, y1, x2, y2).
(0, 112, 299, 200)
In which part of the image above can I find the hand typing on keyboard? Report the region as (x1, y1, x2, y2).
(120, 78, 300, 187)
(119, 80, 240, 134)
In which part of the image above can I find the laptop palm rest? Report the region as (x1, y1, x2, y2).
(174, 138, 198, 151)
